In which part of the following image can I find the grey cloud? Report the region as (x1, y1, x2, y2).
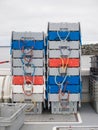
(0, 0, 98, 45)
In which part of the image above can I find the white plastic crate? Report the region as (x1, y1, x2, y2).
(13, 32, 44, 40)
(48, 41, 80, 50)
(48, 22, 80, 31)
(48, 67, 80, 76)
(48, 93, 80, 102)
(51, 101, 77, 114)
(12, 67, 44, 76)
(12, 50, 44, 58)
(12, 93, 44, 102)
(12, 58, 44, 67)
(0, 103, 25, 130)
(12, 85, 45, 94)
(25, 102, 43, 114)
(48, 50, 80, 58)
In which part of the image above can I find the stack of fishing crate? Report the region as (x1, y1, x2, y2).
(90, 55, 98, 113)
(11, 31, 45, 114)
(47, 22, 82, 114)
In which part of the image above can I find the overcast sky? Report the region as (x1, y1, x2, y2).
(0, 0, 98, 45)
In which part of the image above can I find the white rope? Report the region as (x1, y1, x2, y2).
(57, 30, 70, 42)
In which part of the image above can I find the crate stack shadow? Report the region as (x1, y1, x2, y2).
(11, 32, 45, 114)
(47, 22, 82, 114)
(90, 55, 98, 113)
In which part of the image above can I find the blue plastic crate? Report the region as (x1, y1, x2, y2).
(48, 84, 81, 94)
(12, 40, 44, 50)
(48, 85, 59, 94)
(48, 76, 80, 85)
(48, 31, 80, 41)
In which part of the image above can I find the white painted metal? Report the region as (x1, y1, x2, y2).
(91, 62, 98, 68)
(81, 55, 93, 76)
(0, 68, 11, 76)
(82, 76, 90, 102)
(3, 76, 12, 100)
(0, 76, 12, 101)
(53, 126, 98, 130)
(0, 76, 5, 100)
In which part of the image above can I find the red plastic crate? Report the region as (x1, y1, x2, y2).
(49, 58, 80, 67)
(68, 59, 80, 67)
(12, 76, 44, 85)
(49, 59, 61, 67)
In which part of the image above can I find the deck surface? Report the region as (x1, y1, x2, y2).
(20, 103, 98, 130)
(25, 113, 78, 122)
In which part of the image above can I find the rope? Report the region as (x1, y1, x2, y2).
(25, 99, 37, 112)
(57, 30, 70, 42)
(0, 61, 10, 64)
(19, 37, 35, 97)
(55, 29, 71, 109)
(57, 56, 70, 108)
(22, 79, 33, 96)
(31, 64, 36, 76)
(19, 36, 35, 65)
(21, 46, 33, 65)
(60, 46, 71, 57)
(22, 64, 35, 96)
(19, 37, 36, 49)
(59, 91, 70, 109)
(59, 57, 69, 74)
(54, 29, 71, 86)
(55, 69, 68, 86)
(54, 50, 71, 86)
(58, 82, 70, 109)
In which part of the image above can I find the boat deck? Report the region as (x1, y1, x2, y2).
(21, 103, 98, 130)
